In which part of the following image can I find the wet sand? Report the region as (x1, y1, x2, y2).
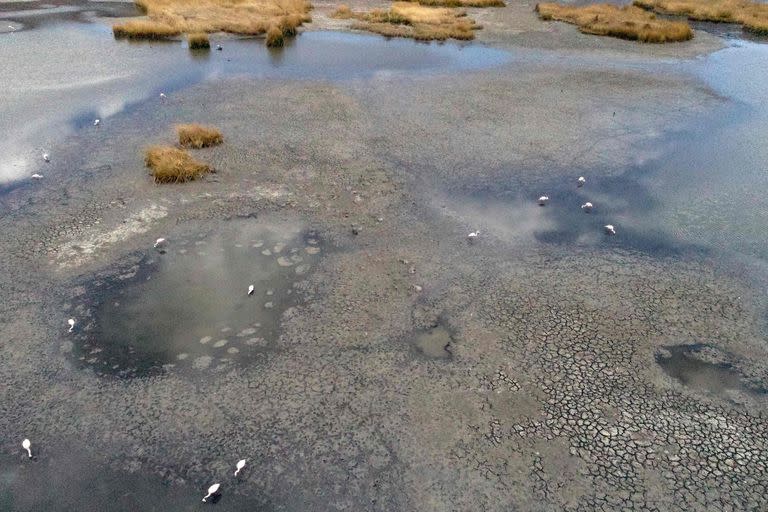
(1, 2, 767, 511)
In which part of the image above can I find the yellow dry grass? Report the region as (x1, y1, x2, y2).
(406, 0, 505, 7)
(333, 2, 480, 40)
(113, 19, 181, 38)
(188, 32, 210, 49)
(633, 0, 768, 35)
(536, 3, 693, 42)
(144, 146, 212, 183)
(113, 0, 311, 44)
(176, 124, 223, 148)
(266, 24, 285, 46)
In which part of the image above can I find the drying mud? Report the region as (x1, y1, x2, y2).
(1, 1, 768, 511)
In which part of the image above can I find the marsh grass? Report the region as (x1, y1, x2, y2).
(334, 2, 480, 40)
(188, 32, 210, 49)
(266, 24, 285, 46)
(633, 0, 768, 35)
(176, 124, 223, 148)
(145, 146, 212, 183)
(407, 0, 505, 7)
(113, 0, 311, 44)
(536, 3, 693, 42)
(113, 19, 181, 38)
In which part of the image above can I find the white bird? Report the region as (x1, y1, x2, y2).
(68, 318, 75, 332)
(247, 285, 255, 296)
(42, 153, 50, 162)
(538, 195, 549, 206)
(22, 438, 32, 458)
(604, 224, 616, 235)
(467, 230, 480, 239)
(216, 44, 223, 51)
(153, 238, 166, 249)
(31, 174, 43, 179)
(234, 459, 246, 476)
(94, 119, 100, 126)
(202, 483, 220, 502)
(581, 202, 593, 213)
(577, 176, 586, 187)
(159, 92, 166, 99)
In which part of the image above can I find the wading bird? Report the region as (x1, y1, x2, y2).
(216, 44, 223, 51)
(22, 438, 32, 458)
(31, 174, 43, 179)
(248, 285, 254, 296)
(234, 459, 246, 476)
(68, 318, 75, 332)
(159, 92, 166, 99)
(94, 119, 100, 126)
(202, 483, 220, 502)
(581, 202, 593, 213)
(42, 153, 50, 162)
(153, 238, 166, 249)
(467, 231, 480, 240)
(577, 176, 586, 187)
(538, 196, 549, 206)
(604, 224, 616, 235)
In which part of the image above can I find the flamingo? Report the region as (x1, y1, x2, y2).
(234, 459, 246, 476)
(31, 174, 43, 179)
(467, 231, 480, 240)
(538, 196, 549, 206)
(68, 318, 75, 332)
(42, 153, 50, 162)
(159, 92, 166, 99)
(577, 176, 586, 187)
(94, 119, 100, 126)
(581, 202, 593, 213)
(604, 224, 616, 235)
(22, 439, 32, 458)
(153, 238, 166, 249)
(202, 483, 220, 502)
(247, 285, 255, 296)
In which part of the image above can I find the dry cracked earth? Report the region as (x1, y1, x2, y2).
(1, 2, 767, 511)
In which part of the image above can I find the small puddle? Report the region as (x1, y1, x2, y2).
(413, 323, 453, 359)
(67, 218, 323, 378)
(656, 344, 767, 400)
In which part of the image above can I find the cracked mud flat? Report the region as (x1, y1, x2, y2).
(1, 2, 768, 511)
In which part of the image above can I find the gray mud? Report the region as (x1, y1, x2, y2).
(1, 2, 768, 511)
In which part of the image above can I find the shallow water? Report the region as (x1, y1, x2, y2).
(0, 443, 263, 511)
(444, 40, 768, 273)
(68, 218, 322, 377)
(656, 344, 767, 400)
(0, 8, 509, 183)
(414, 324, 453, 359)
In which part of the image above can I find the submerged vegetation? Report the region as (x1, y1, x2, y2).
(112, 0, 311, 46)
(634, 0, 768, 35)
(176, 124, 223, 148)
(145, 146, 212, 183)
(536, 3, 694, 42)
(332, 2, 480, 41)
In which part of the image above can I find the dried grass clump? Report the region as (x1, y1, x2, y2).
(407, 0, 505, 7)
(114, 0, 311, 45)
(145, 146, 212, 183)
(176, 124, 223, 148)
(331, 4, 353, 18)
(266, 24, 285, 46)
(188, 32, 210, 49)
(633, 0, 768, 35)
(112, 19, 181, 39)
(536, 3, 693, 42)
(339, 2, 480, 40)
